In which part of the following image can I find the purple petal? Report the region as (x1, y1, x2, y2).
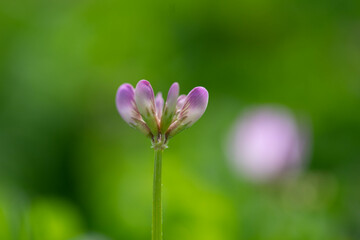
(166, 82, 179, 111)
(176, 94, 186, 111)
(135, 80, 159, 136)
(135, 80, 155, 113)
(179, 87, 209, 126)
(116, 83, 153, 137)
(116, 83, 137, 124)
(155, 92, 164, 119)
(160, 82, 180, 133)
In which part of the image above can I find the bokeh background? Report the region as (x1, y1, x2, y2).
(1, 0, 360, 239)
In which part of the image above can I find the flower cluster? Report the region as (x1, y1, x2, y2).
(116, 80, 209, 149)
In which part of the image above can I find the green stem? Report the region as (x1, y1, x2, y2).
(152, 149, 163, 240)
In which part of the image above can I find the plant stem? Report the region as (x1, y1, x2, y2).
(153, 149, 163, 240)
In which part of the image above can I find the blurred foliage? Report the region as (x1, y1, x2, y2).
(0, 0, 359, 239)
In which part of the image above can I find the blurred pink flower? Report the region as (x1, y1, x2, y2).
(228, 106, 310, 182)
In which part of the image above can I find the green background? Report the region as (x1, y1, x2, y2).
(0, 0, 359, 239)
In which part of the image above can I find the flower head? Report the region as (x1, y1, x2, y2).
(116, 80, 209, 148)
(227, 106, 310, 182)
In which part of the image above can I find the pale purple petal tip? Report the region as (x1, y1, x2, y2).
(178, 87, 208, 126)
(116, 83, 136, 124)
(135, 80, 155, 101)
(166, 82, 179, 109)
(155, 92, 164, 119)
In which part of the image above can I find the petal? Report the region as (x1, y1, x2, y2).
(166, 82, 179, 111)
(160, 82, 179, 133)
(180, 87, 209, 125)
(166, 87, 208, 139)
(176, 94, 187, 111)
(135, 80, 159, 136)
(116, 83, 136, 124)
(134, 80, 155, 114)
(116, 83, 152, 137)
(155, 92, 164, 119)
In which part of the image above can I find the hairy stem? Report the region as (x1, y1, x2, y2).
(153, 149, 163, 240)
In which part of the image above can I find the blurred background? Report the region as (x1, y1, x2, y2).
(0, 0, 359, 239)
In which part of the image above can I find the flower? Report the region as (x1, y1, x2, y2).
(227, 106, 310, 182)
(116, 80, 209, 147)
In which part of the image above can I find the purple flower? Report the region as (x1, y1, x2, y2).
(228, 106, 310, 182)
(116, 80, 209, 145)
